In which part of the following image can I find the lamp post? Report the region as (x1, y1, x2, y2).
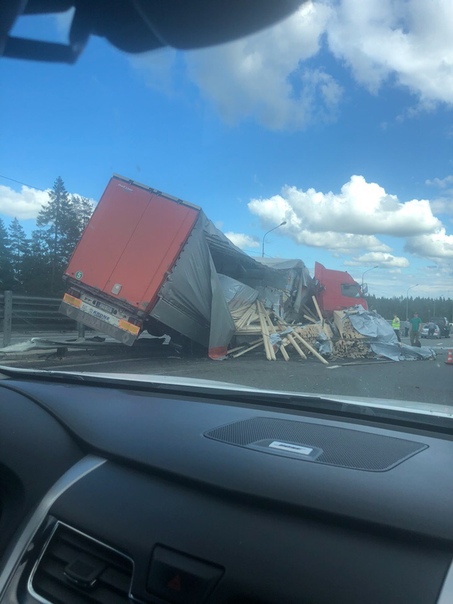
(261, 221, 287, 257)
(361, 265, 379, 289)
(406, 284, 418, 320)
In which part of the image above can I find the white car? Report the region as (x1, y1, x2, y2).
(421, 323, 440, 338)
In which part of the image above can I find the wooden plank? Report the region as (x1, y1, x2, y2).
(232, 339, 264, 358)
(235, 305, 256, 330)
(275, 318, 306, 359)
(246, 311, 260, 326)
(227, 337, 263, 355)
(302, 304, 318, 320)
(257, 301, 276, 361)
(234, 327, 262, 335)
(263, 309, 289, 361)
(230, 304, 252, 318)
(293, 331, 328, 365)
(262, 303, 277, 361)
(312, 295, 324, 324)
(287, 332, 307, 359)
(303, 314, 317, 323)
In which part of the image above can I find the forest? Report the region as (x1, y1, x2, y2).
(0, 177, 451, 323)
(0, 177, 94, 296)
(366, 295, 453, 323)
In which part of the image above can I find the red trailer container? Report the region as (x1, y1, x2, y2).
(60, 175, 200, 344)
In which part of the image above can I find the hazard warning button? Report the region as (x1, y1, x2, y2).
(147, 545, 224, 603)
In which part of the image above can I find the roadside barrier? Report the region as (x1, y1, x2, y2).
(0, 291, 79, 347)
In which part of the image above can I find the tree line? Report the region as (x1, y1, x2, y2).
(367, 294, 453, 323)
(0, 177, 94, 296)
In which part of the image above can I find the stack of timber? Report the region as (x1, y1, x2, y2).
(330, 309, 372, 359)
(332, 310, 366, 340)
(333, 338, 373, 359)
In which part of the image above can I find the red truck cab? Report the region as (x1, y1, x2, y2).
(314, 261, 368, 315)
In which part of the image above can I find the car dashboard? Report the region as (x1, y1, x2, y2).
(0, 372, 453, 604)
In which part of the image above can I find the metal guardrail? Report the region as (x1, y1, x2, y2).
(0, 291, 83, 347)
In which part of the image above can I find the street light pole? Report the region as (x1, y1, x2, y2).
(406, 284, 419, 320)
(261, 221, 287, 257)
(361, 265, 379, 288)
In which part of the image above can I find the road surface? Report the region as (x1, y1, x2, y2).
(1, 334, 451, 406)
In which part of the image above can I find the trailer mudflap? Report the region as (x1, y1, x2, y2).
(59, 300, 140, 346)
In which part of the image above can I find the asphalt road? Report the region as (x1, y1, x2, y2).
(3, 335, 451, 406)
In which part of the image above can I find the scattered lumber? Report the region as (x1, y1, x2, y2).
(257, 301, 276, 361)
(228, 301, 372, 362)
(311, 295, 324, 324)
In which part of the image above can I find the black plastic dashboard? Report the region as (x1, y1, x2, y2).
(1, 373, 453, 604)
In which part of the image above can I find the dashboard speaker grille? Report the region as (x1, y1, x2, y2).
(204, 417, 427, 471)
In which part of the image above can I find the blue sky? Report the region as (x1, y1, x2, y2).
(1, 1, 452, 299)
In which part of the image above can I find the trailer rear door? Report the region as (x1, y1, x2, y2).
(65, 176, 199, 311)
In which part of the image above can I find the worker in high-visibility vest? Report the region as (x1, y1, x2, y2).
(392, 314, 401, 342)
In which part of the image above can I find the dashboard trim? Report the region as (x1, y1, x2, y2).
(437, 559, 453, 604)
(27, 520, 137, 604)
(0, 455, 106, 599)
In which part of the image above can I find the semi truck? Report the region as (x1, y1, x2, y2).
(60, 174, 367, 356)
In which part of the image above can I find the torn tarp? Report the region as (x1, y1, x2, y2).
(150, 214, 235, 359)
(346, 306, 435, 361)
(150, 212, 315, 359)
(218, 274, 258, 311)
(346, 305, 397, 343)
(371, 342, 436, 361)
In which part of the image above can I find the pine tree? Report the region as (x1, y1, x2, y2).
(72, 195, 95, 234)
(21, 230, 53, 295)
(8, 217, 29, 289)
(36, 176, 79, 292)
(0, 218, 13, 290)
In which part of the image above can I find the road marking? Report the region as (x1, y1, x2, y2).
(45, 356, 153, 370)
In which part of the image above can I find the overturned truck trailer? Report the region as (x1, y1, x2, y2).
(60, 174, 313, 358)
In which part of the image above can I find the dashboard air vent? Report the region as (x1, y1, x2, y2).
(29, 522, 133, 604)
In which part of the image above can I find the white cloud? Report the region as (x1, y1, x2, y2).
(326, 0, 453, 106)
(0, 185, 96, 221)
(0, 185, 50, 220)
(248, 175, 441, 256)
(344, 252, 410, 268)
(425, 175, 453, 215)
(430, 198, 453, 215)
(225, 232, 260, 249)
(426, 175, 453, 188)
(129, 49, 179, 96)
(185, 2, 335, 129)
(405, 228, 453, 260)
(127, 1, 453, 130)
(287, 230, 390, 253)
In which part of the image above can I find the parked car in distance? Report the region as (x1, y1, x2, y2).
(421, 323, 440, 339)
(431, 317, 451, 338)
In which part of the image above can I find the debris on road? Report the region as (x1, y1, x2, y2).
(227, 303, 436, 363)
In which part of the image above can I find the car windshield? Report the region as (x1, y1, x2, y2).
(0, 1, 452, 415)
